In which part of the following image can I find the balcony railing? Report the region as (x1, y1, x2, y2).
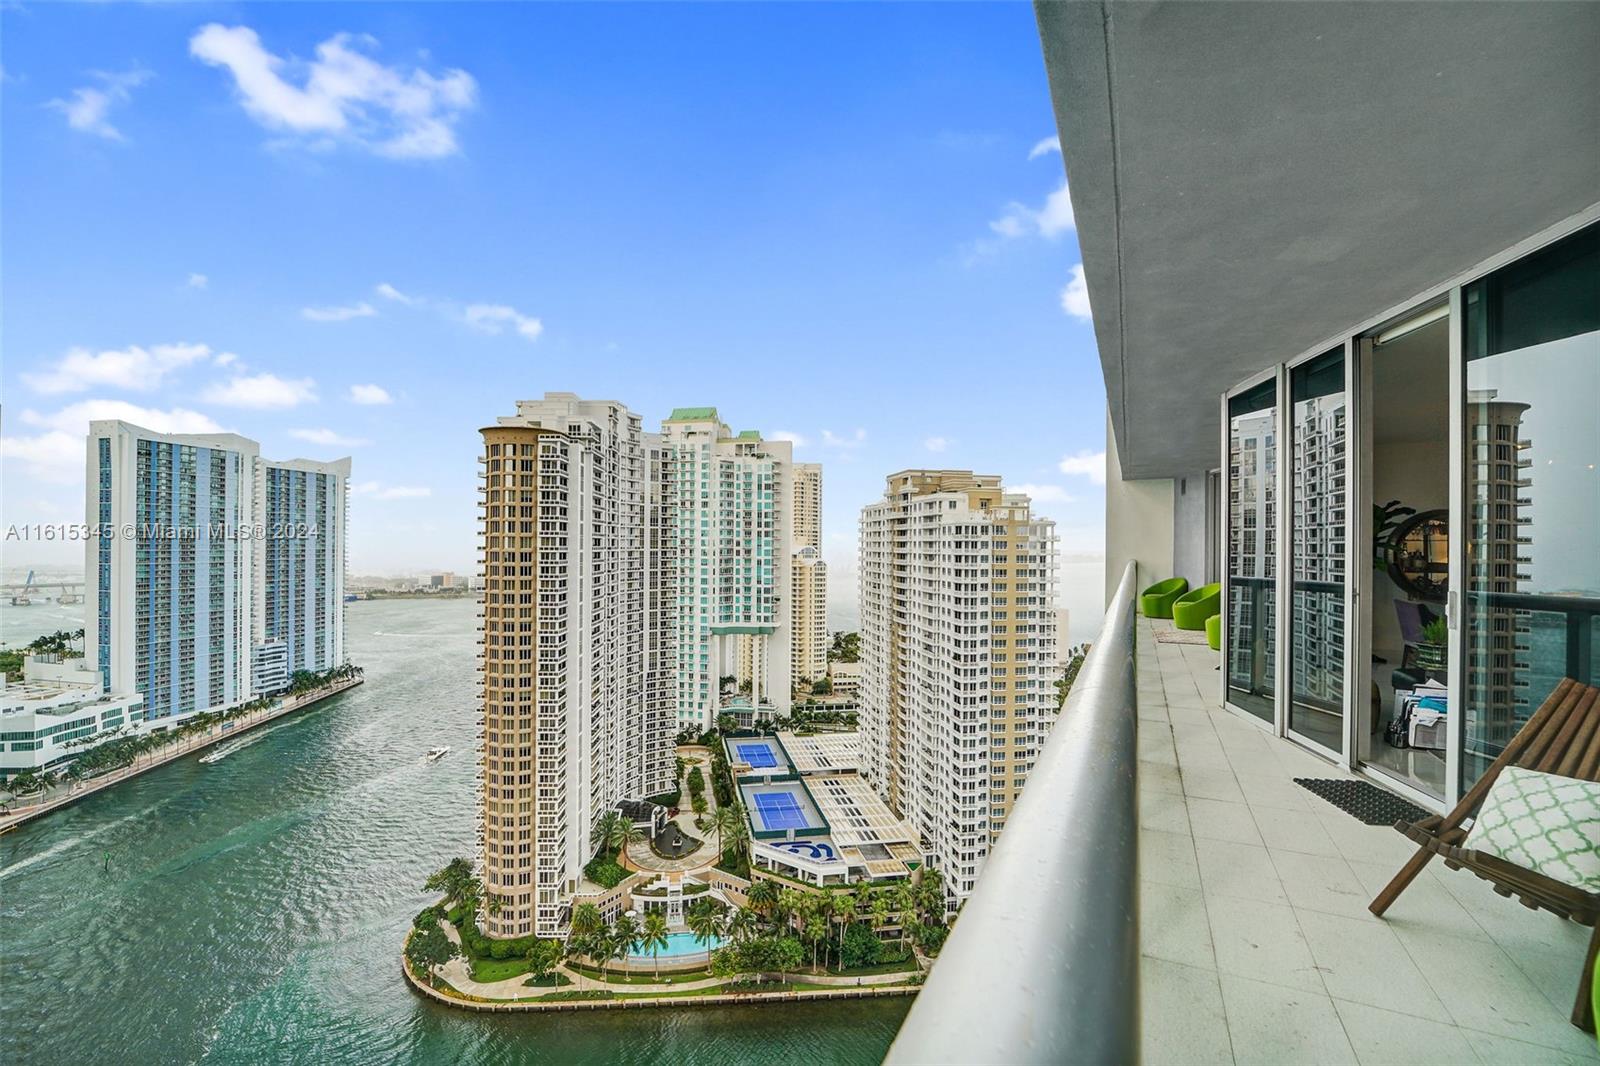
(885, 561, 1140, 1065)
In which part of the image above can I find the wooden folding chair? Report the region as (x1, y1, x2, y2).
(1369, 677, 1600, 1032)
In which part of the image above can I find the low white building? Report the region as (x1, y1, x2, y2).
(825, 659, 862, 697)
(0, 655, 146, 779)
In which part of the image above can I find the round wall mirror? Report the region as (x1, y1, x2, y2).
(1386, 508, 1448, 602)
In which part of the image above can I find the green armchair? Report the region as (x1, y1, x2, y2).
(1205, 613, 1222, 651)
(1140, 578, 1189, 619)
(1173, 583, 1222, 631)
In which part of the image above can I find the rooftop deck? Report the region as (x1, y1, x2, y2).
(1139, 616, 1596, 1065)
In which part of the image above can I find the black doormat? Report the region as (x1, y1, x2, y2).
(1293, 778, 1431, 827)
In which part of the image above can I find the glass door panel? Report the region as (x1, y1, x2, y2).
(1288, 349, 1348, 753)
(1461, 225, 1600, 787)
(1227, 379, 1278, 722)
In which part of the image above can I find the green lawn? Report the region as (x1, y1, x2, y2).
(469, 955, 537, 983)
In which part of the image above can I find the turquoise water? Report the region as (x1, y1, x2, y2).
(0, 599, 907, 1065)
(631, 930, 724, 959)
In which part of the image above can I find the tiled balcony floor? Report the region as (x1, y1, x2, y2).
(1137, 617, 1598, 1065)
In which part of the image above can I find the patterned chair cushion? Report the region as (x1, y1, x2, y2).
(1467, 766, 1600, 894)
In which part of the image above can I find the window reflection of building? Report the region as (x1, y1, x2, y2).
(1291, 393, 1346, 709)
(1466, 393, 1533, 760)
(1228, 406, 1276, 709)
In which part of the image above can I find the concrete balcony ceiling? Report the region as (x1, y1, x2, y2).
(1036, 1, 1600, 478)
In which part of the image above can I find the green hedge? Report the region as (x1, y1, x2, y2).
(584, 851, 630, 889)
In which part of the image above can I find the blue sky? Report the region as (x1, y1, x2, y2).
(1, 2, 1107, 634)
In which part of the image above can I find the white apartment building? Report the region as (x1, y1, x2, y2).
(858, 470, 1058, 903)
(790, 463, 828, 686)
(253, 458, 350, 691)
(478, 394, 677, 939)
(659, 409, 793, 730)
(0, 655, 146, 779)
(85, 422, 350, 723)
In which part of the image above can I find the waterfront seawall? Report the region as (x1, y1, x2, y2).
(0, 677, 364, 835)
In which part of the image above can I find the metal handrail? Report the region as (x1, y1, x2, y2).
(884, 561, 1141, 1066)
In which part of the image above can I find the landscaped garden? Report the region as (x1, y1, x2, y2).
(407, 853, 949, 1005)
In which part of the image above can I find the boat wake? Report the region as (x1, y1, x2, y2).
(0, 798, 173, 879)
(198, 714, 312, 765)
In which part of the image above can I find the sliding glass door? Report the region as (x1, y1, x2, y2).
(1459, 225, 1599, 788)
(1226, 377, 1278, 723)
(1287, 348, 1349, 755)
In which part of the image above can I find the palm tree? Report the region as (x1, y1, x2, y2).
(891, 881, 917, 948)
(641, 910, 671, 979)
(566, 932, 595, 989)
(570, 902, 604, 940)
(801, 897, 827, 971)
(814, 892, 839, 968)
(726, 906, 759, 945)
(712, 805, 741, 857)
(775, 888, 804, 933)
(746, 877, 780, 921)
(424, 857, 476, 908)
(590, 810, 625, 856)
(915, 868, 947, 923)
(621, 820, 646, 851)
(590, 931, 616, 984)
(721, 806, 751, 865)
(851, 881, 874, 925)
(870, 891, 891, 934)
(613, 913, 640, 948)
(687, 898, 723, 950)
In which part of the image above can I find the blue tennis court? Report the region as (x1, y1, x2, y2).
(753, 791, 809, 831)
(736, 742, 779, 768)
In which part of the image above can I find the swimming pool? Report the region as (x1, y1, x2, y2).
(626, 930, 725, 960)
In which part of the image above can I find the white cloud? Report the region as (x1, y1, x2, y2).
(1060, 263, 1093, 320)
(923, 436, 950, 453)
(351, 480, 430, 500)
(6, 400, 225, 483)
(289, 427, 369, 448)
(348, 383, 392, 405)
(189, 24, 477, 159)
(821, 428, 867, 450)
(214, 351, 239, 367)
(0, 431, 83, 484)
(463, 303, 543, 341)
(23, 342, 213, 395)
(989, 179, 1075, 241)
(1009, 483, 1078, 505)
(47, 68, 151, 141)
(770, 431, 808, 447)
(1028, 135, 1061, 160)
(188, 273, 209, 289)
(22, 399, 226, 436)
(202, 372, 317, 409)
(373, 282, 545, 342)
(1057, 449, 1107, 485)
(301, 301, 376, 322)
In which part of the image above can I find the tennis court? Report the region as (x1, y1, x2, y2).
(753, 791, 810, 831)
(736, 742, 779, 769)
